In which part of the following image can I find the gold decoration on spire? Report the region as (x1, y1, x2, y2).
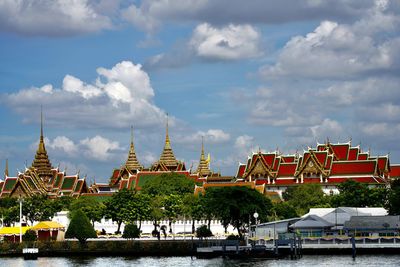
(31, 106, 53, 182)
(197, 136, 211, 176)
(4, 159, 9, 177)
(158, 114, 178, 168)
(125, 125, 142, 172)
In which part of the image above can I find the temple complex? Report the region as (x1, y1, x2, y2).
(1, 110, 400, 199)
(0, 111, 88, 198)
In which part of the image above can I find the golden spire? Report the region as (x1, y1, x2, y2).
(197, 136, 211, 176)
(125, 125, 142, 172)
(31, 107, 53, 182)
(4, 159, 9, 177)
(158, 114, 178, 168)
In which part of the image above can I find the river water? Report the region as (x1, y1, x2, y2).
(1, 255, 400, 267)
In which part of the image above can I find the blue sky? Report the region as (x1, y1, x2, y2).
(1, 0, 400, 183)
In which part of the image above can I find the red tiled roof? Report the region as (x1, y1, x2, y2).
(326, 177, 382, 184)
(358, 153, 368, 160)
(331, 144, 350, 160)
(348, 147, 359, 160)
(331, 161, 376, 175)
(314, 151, 328, 166)
(377, 157, 388, 172)
(262, 154, 276, 167)
(274, 179, 297, 185)
(236, 164, 246, 178)
(277, 163, 297, 177)
(390, 165, 400, 178)
(281, 156, 295, 163)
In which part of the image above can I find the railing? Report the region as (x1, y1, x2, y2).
(301, 236, 400, 245)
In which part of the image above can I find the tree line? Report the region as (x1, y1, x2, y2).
(1, 173, 400, 240)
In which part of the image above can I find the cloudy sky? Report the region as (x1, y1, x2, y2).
(1, 0, 399, 182)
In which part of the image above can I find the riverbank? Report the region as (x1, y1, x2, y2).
(2, 239, 400, 258)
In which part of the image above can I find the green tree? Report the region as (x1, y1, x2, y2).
(104, 189, 135, 233)
(283, 184, 329, 215)
(0, 197, 19, 226)
(203, 186, 273, 239)
(387, 178, 400, 215)
(196, 225, 213, 239)
(272, 201, 298, 220)
(23, 194, 55, 225)
(121, 193, 152, 229)
(70, 197, 105, 226)
(65, 209, 97, 244)
(52, 196, 74, 212)
(141, 173, 195, 196)
(122, 224, 140, 239)
(22, 229, 37, 242)
(330, 180, 386, 207)
(162, 194, 184, 233)
(182, 194, 205, 233)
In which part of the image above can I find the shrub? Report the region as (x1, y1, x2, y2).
(196, 225, 213, 239)
(65, 209, 97, 244)
(122, 224, 140, 239)
(22, 229, 37, 242)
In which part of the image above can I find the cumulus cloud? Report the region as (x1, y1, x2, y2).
(190, 23, 262, 60)
(80, 135, 121, 161)
(0, 0, 112, 36)
(175, 129, 231, 144)
(47, 136, 78, 156)
(260, 4, 400, 79)
(3, 61, 166, 129)
(121, 0, 378, 33)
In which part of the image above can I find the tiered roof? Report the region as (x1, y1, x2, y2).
(125, 126, 142, 172)
(31, 110, 53, 181)
(156, 116, 179, 169)
(236, 141, 391, 187)
(196, 137, 211, 177)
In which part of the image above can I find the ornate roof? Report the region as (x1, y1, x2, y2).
(157, 115, 178, 168)
(31, 109, 53, 181)
(125, 126, 142, 172)
(196, 137, 211, 176)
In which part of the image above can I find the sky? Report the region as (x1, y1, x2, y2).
(1, 0, 400, 183)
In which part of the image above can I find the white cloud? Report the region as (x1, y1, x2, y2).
(234, 135, 254, 150)
(63, 75, 102, 99)
(260, 5, 400, 80)
(4, 60, 166, 129)
(80, 135, 121, 161)
(175, 129, 231, 144)
(121, 0, 378, 33)
(47, 136, 78, 156)
(190, 23, 262, 60)
(0, 0, 112, 36)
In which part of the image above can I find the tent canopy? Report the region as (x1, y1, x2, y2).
(32, 221, 65, 231)
(0, 226, 31, 235)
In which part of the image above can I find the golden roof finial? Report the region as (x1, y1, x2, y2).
(5, 158, 9, 177)
(125, 125, 142, 172)
(165, 113, 170, 146)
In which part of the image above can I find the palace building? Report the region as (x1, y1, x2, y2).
(0, 111, 88, 198)
(232, 141, 399, 196)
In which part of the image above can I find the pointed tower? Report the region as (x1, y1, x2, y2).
(31, 107, 53, 182)
(197, 137, 211, 176)
(4, 159, 9, 177)
(125, 126, 142, 172)
(158, 114, 178, 169)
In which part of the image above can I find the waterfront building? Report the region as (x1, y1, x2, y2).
(233, 141, 397, 196)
